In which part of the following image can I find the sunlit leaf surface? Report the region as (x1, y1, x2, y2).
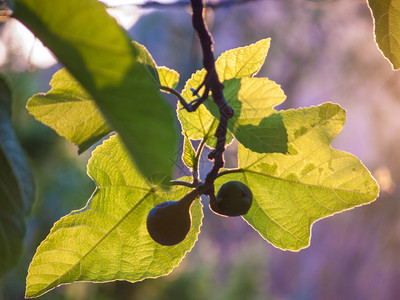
(178, 38, 283, 152)
(158, 66, 180, 89)
(27, 69, 111, 153)
(178, 38, 271, 135)
(27, 64, 178, 154)
(25, 135, 203, 298)
(215, 38, 271, 81)
(216, 103, 379, 251)
(182, 135, 196, 169)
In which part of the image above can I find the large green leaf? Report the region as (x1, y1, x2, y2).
(27, 65, 178, 154)
(27, 69, 111, 154)
(25, 134, 203, 298)
(215, 103, 379, 251)
(0, 76, 34, 277)
(178, 39, 288, 153)
(368, 0, 400, 69)
(14, 0, 177, 184)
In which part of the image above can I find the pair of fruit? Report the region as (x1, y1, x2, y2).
(147, 181, 252, 246)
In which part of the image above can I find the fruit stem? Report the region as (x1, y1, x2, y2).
(216, 168, 245, 178)
(170, 180, 198, 188)
(177, 181, 215, 208)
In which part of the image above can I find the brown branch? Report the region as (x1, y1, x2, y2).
(190, 0, 234, 186)
(105, 0, 260, 9)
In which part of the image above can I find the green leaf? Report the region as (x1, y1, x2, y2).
(0, 75, 34, 277)
(177, 70, 208, 139)
(216, 103, 379, 251)
(177, 69, 225, 147)
(178, 39, 272, 148)
(179, 76, 288, 153)
(158, 66, 180, 90)
(215, 38, 271, 81)
(27, 69, 111, 154)
(27, 48, 180, 154)
(182, 135, 196, 169)
(25, 135, 203, 298)
(368, 0, 400, 69)
(14, 0, 177, 184)
(206, 77, 288, 154)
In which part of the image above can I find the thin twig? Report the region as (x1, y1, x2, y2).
(170, 180, 199, 188)
(216, 168, 245, 178)
(159, 85, 195, 112)
(188, 85, 210, 111)
(105, 0, 260, 9)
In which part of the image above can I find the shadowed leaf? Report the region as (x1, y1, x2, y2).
(15, 0, 177, 184)
(0, 76, 34, 277)
(206, 77, 288, 154)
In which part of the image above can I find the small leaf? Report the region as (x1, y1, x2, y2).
(178, 39, 272, 148)
(14, 0, 177, 184)
(0, 75, 34, 277)
(216, 103, 379, 251)
(178, 69, 212, 141)
(27, 69, 111, 153)
(182, 135, 196, 169)
(158, 66, 180, 89)
(215, 38, 271, 81)
(368, 0, 400, 69)
(177, 69, 231, 148)
(25, 135, 203, 298)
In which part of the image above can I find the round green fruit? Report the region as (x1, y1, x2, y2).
(147, 198, 192, 246)
(210, 181, 253, 217)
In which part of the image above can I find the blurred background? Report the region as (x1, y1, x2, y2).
(1, 0, 400, 299)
